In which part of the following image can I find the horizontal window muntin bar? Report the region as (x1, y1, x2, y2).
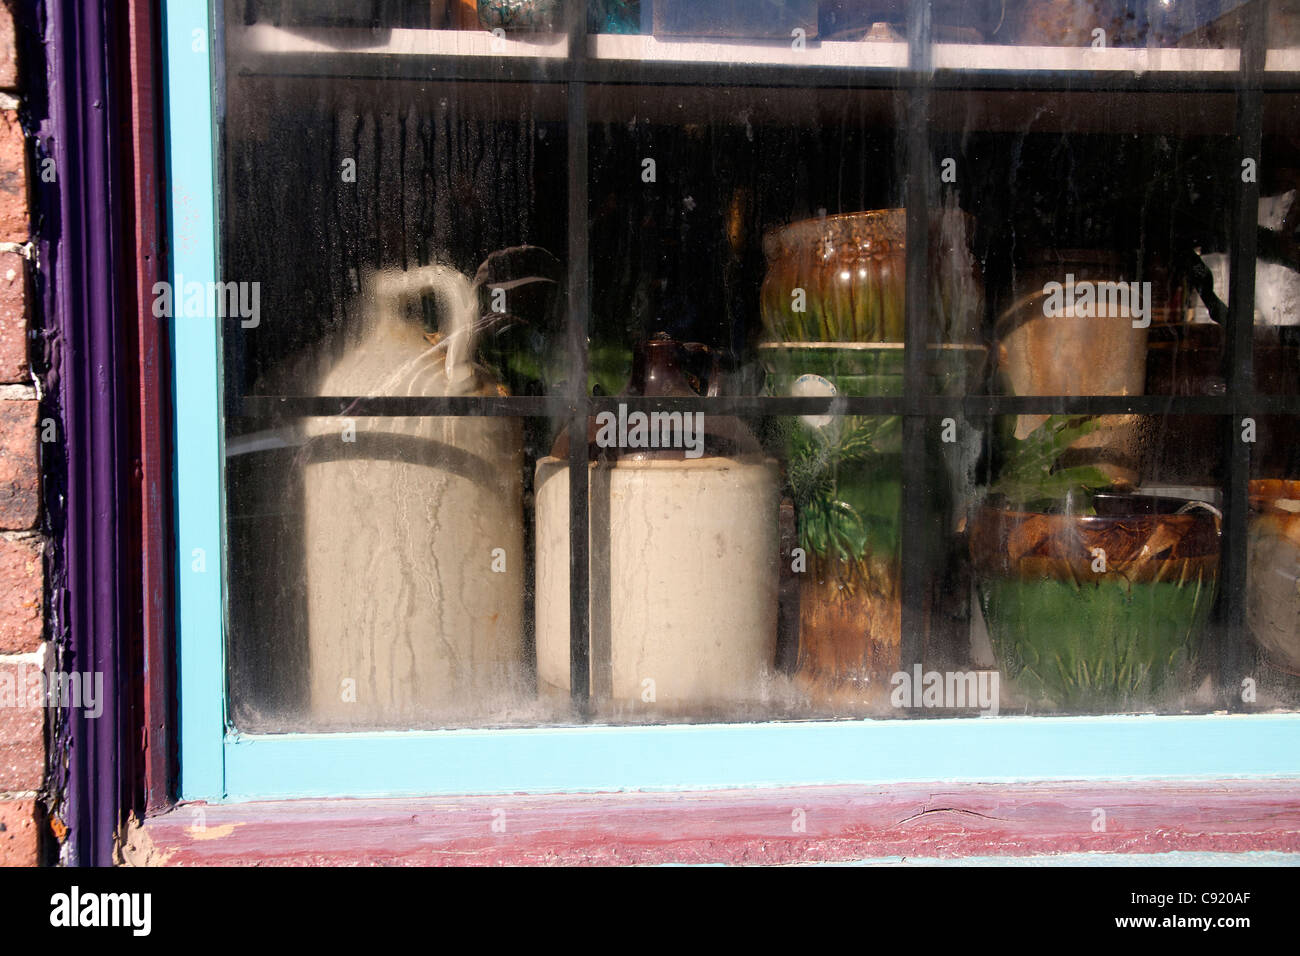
(233, 56, 917, 89)
(236, 395, 906, 418)
(232, 393, 1290, 419)
(930, 69, 1245, 94)
(944, 395, 1236, 416)
(1243, 394, 1300, 413)
(237, 58, 1245, 93)
(237, 395, 573, 418)
(585, 61, 916, 90)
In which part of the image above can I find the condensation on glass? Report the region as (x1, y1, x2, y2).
(217, 1, 1300, 733)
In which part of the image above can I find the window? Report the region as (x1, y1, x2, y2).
(167, 1, 1300, 801)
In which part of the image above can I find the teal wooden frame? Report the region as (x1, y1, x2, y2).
(165, 0, 226, 800)
(166, 0, 1300, 803)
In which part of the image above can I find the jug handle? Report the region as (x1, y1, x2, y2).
(1178, 246, 1229, 326)
(1176, 498, 1223, 534)
(365, 264, 480, 384)
(681, 342, 725, 396)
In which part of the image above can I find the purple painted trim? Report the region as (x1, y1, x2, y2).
(32, 0, 134, 866)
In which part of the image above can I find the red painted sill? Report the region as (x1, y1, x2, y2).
(125, 780, 1300, 866)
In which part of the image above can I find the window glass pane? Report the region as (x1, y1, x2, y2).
(1267, 0, 1300, 68)
(221, 0, 568, 731)
(966, 415, 1227, 714)
(1249, 418, 1300, 706)
(925, 0, 1243, 58)
(1258, 95, 1300, 396)
(536, 411, 794, 721)
(210, 1, 1299, 737)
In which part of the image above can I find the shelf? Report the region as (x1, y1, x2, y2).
(589, 33, 907, 70)
(1269, 47, 1300, 72)
(230, 24, 568, 59)
(227, 24, 569, 81)
(934, 43, 1240, 76)
(227, 24, 1278, 95)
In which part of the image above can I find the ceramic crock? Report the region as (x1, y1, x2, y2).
(970, 493, 1220, 710)
(1248, 479, 1300, 675)
(761, 343, 985, 710)
(534, 335, 780, 716)
(303, 265, 525, 728)
(996, 251, 1152, 486)
(759, 207, 981, 347)
(758, 206, 983, 710)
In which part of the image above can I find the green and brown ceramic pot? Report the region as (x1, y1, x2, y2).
(759, 208, 981, 346)
(761, 344, 983, 710)
(758, 207, 982, 711)
(1248, 480, 1300, 675)
(970, 493, 1220, 711)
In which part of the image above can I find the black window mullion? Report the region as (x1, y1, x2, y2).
(900, 2, 934, 683)
(1222, 0, 1267, 705)
(566, 1, 592, 718)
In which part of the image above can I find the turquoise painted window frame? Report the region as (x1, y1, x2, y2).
(165, 0, 1300, 803)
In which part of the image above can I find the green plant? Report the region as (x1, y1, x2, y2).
(783, 416, 902, 562)
(987, 415, 1113, 512)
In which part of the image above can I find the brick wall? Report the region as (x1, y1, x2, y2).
(0, 0, 44, 867)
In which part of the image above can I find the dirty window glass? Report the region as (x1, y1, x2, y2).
(216, 1, 1300, 733)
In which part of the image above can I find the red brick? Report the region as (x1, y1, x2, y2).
(0, 536, 39, 653)
(0, 4, 15, 90)
(0, 799, 38, 866)
(0, 251, 25, 382)
(0, 660, 41, 790)
(0, 109, 24, 243)
(0, 399, 36, 529)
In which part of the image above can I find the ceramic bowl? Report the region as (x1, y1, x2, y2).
(971, 493, 1220, 709)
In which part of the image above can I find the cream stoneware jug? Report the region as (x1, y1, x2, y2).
(303, 264, 525, 728)
(534, 335, 780, 717)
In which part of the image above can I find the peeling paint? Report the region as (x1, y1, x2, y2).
(187, 822, 242, 842)
(134, 781, 1300, 867)
(119, 813, 173, 867)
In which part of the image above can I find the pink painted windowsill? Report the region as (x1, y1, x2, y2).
(129, 779, 1300, 866)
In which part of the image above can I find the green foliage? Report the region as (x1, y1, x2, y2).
(980, 571, 1214, 709)
(988, 415, 1113, 511)
(783, 416, 901, 561)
